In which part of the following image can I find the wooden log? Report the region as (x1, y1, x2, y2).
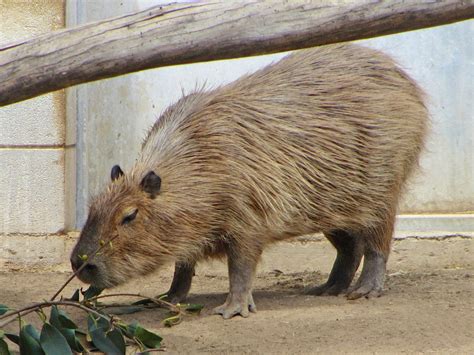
(1, 0, 473, 106)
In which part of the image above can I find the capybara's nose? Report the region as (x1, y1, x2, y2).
(71, 255, 98, 275)
(70, 255, 84, 272)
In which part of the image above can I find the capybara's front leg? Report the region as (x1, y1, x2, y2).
(213, 244, 259, 319)
(163, 261, 195, 304)
(306, 230, 364, 296)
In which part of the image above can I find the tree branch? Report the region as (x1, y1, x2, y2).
(0, 0, 473, 106)
(0, 300, 110, 329)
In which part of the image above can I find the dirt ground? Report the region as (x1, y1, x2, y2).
(1, 237, 473, 354)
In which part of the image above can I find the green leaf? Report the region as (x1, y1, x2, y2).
(61, 329, 83, 353)
(87, 314, 125, 354)
(131, 298, 153, 306)
(69, 289, 80, 302)
(50, 306, 64, 329)
(116, 321, 137, 339)
(23, 324, 40, 342)
(107, 328, 126, 354)
(4, 334, 19, 346)
(89, 327, 125, 355)
(19, 324, 44, 355)
(82, 286, 104, 300)
(0, 305, 8, 316)
(127, 321, 138, 337)
(87, 314, 109, 332)
(50, 306, 78, 330)
(184, 303, 204, 314)
(105, 305, 144, 315)
(134, 326, 162, 349)
(58, 314, 78, 330)
(74, 331, 96, 353)
(163, 314, 181, 327)
(127, 321, 138, 333)
(39, 323, 72, 355)
(0, 338, 10, 355)
(49, 306, 83, 352)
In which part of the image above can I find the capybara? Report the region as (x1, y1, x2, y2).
(71, 43, 427, 319)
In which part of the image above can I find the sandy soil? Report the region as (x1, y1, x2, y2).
(1, 237, 473, 354)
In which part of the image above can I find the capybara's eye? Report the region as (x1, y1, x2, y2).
(121, 209, 138, 225)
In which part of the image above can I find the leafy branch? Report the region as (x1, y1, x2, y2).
(0, 235, 203, 354)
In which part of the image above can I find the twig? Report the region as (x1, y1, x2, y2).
(0, 300, 111, 329)
(87, 293, 179, 313)
(1, 235, 120, 327)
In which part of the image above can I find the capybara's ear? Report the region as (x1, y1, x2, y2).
(111, 165, 124, 181)
(140, 171, 161, 198)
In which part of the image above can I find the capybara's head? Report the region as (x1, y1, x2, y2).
(70, 165, 174, 288)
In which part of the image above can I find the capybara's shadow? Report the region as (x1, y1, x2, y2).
(181, 287, 350, 323)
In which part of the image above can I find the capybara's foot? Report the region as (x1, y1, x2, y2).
(346, 250, 386, 300)
(311, 230, 363, 297)
(212, 292, 257, 319)
(305, 282, 348, 296)
(346, 283, 383, 300)
(162, 262, 195, 304)
(160, 291, 188, 304)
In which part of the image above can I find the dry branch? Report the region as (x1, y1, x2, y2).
(0, 0, 473, 106)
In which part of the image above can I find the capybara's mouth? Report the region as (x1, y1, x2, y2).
(73, 265, 97, 284)
(71, 262, 112, 288)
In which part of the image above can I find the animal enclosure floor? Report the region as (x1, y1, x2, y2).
(1, 237, 473, 354)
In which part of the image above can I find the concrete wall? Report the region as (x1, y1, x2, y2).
(0, 0, 66, 234)
(0, 1, 68, 267)
(365, 24, 474, 215)
(70, 0, 473, 234)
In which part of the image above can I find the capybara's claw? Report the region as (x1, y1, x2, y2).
(305, 283, 348, 296)
(346, 286, 383, 300)
(159, 292, 187, 304)
(213, 293, 257, 319)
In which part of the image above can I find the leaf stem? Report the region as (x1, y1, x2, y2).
(87, 293, 179, 313)
(0, 300, 110, 329)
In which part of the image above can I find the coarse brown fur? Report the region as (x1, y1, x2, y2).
(71, 43, 428, 318)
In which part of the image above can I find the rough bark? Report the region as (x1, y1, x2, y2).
(1, 0, 473, 106)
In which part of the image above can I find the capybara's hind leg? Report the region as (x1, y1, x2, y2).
(213, 241, 260, 319)
(163, 261, 195, 303)
(347, 218, 394, 300)
(306, 230, 363, 296)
